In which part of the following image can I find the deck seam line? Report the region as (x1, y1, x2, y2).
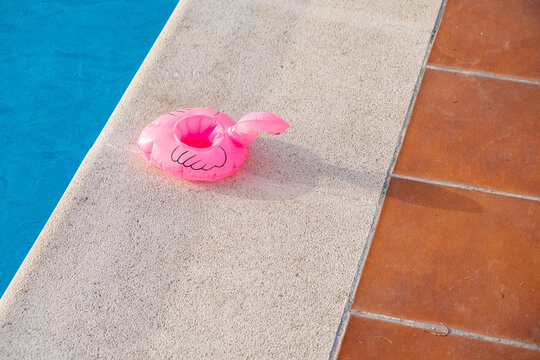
(425, 64, 540, 85)
(391, 174, 540, 202)
(350, 310, 540, 351)
(327, 0, 448, 358)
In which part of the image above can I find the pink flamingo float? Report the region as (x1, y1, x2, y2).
(138, 108, 289, 181)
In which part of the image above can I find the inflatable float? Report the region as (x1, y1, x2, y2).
(138, 108, 289, 181)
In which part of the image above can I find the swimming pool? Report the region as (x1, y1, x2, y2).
(0, 0, 177, 296)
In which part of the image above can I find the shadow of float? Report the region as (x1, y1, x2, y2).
(190, 137, 384, 201)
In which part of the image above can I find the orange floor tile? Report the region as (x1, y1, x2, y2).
(428, 0, 540, 80)
(338, 315, 540, 360)
(351, 177, 540, 345)
(335, 1, 540, 357)
(394, 69, 540, 197)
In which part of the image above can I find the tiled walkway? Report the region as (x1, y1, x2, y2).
(333, 0, 540, 359)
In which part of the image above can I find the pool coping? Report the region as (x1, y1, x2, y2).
(1, 1, 444, 358)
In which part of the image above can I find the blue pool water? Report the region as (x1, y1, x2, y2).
(0, 0, 177, 295)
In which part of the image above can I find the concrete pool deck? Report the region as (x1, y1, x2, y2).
(0, 0, 441, 357)
(3, 0, 538, 358)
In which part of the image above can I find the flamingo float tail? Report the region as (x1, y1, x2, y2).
(228, 112, 289, 146)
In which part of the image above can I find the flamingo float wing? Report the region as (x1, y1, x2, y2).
(171, 145, 227, 171)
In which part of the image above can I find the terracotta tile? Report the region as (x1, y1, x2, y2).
(352, 177, 540, 345)
(428, 0, 540, 80)
(394, 69, 540, 197)
(338, 314, 540, 360)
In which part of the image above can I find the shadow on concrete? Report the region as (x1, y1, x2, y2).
(192, 137, 384, 201)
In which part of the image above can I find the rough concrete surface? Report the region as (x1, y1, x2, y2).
(0, 0, 441, 358)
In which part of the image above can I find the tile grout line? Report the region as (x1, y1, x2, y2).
(425, 64, 540, 86)
(350, 310, 540, 352)
(392, 174, 540, 202)
(327, 1, 448, 358)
